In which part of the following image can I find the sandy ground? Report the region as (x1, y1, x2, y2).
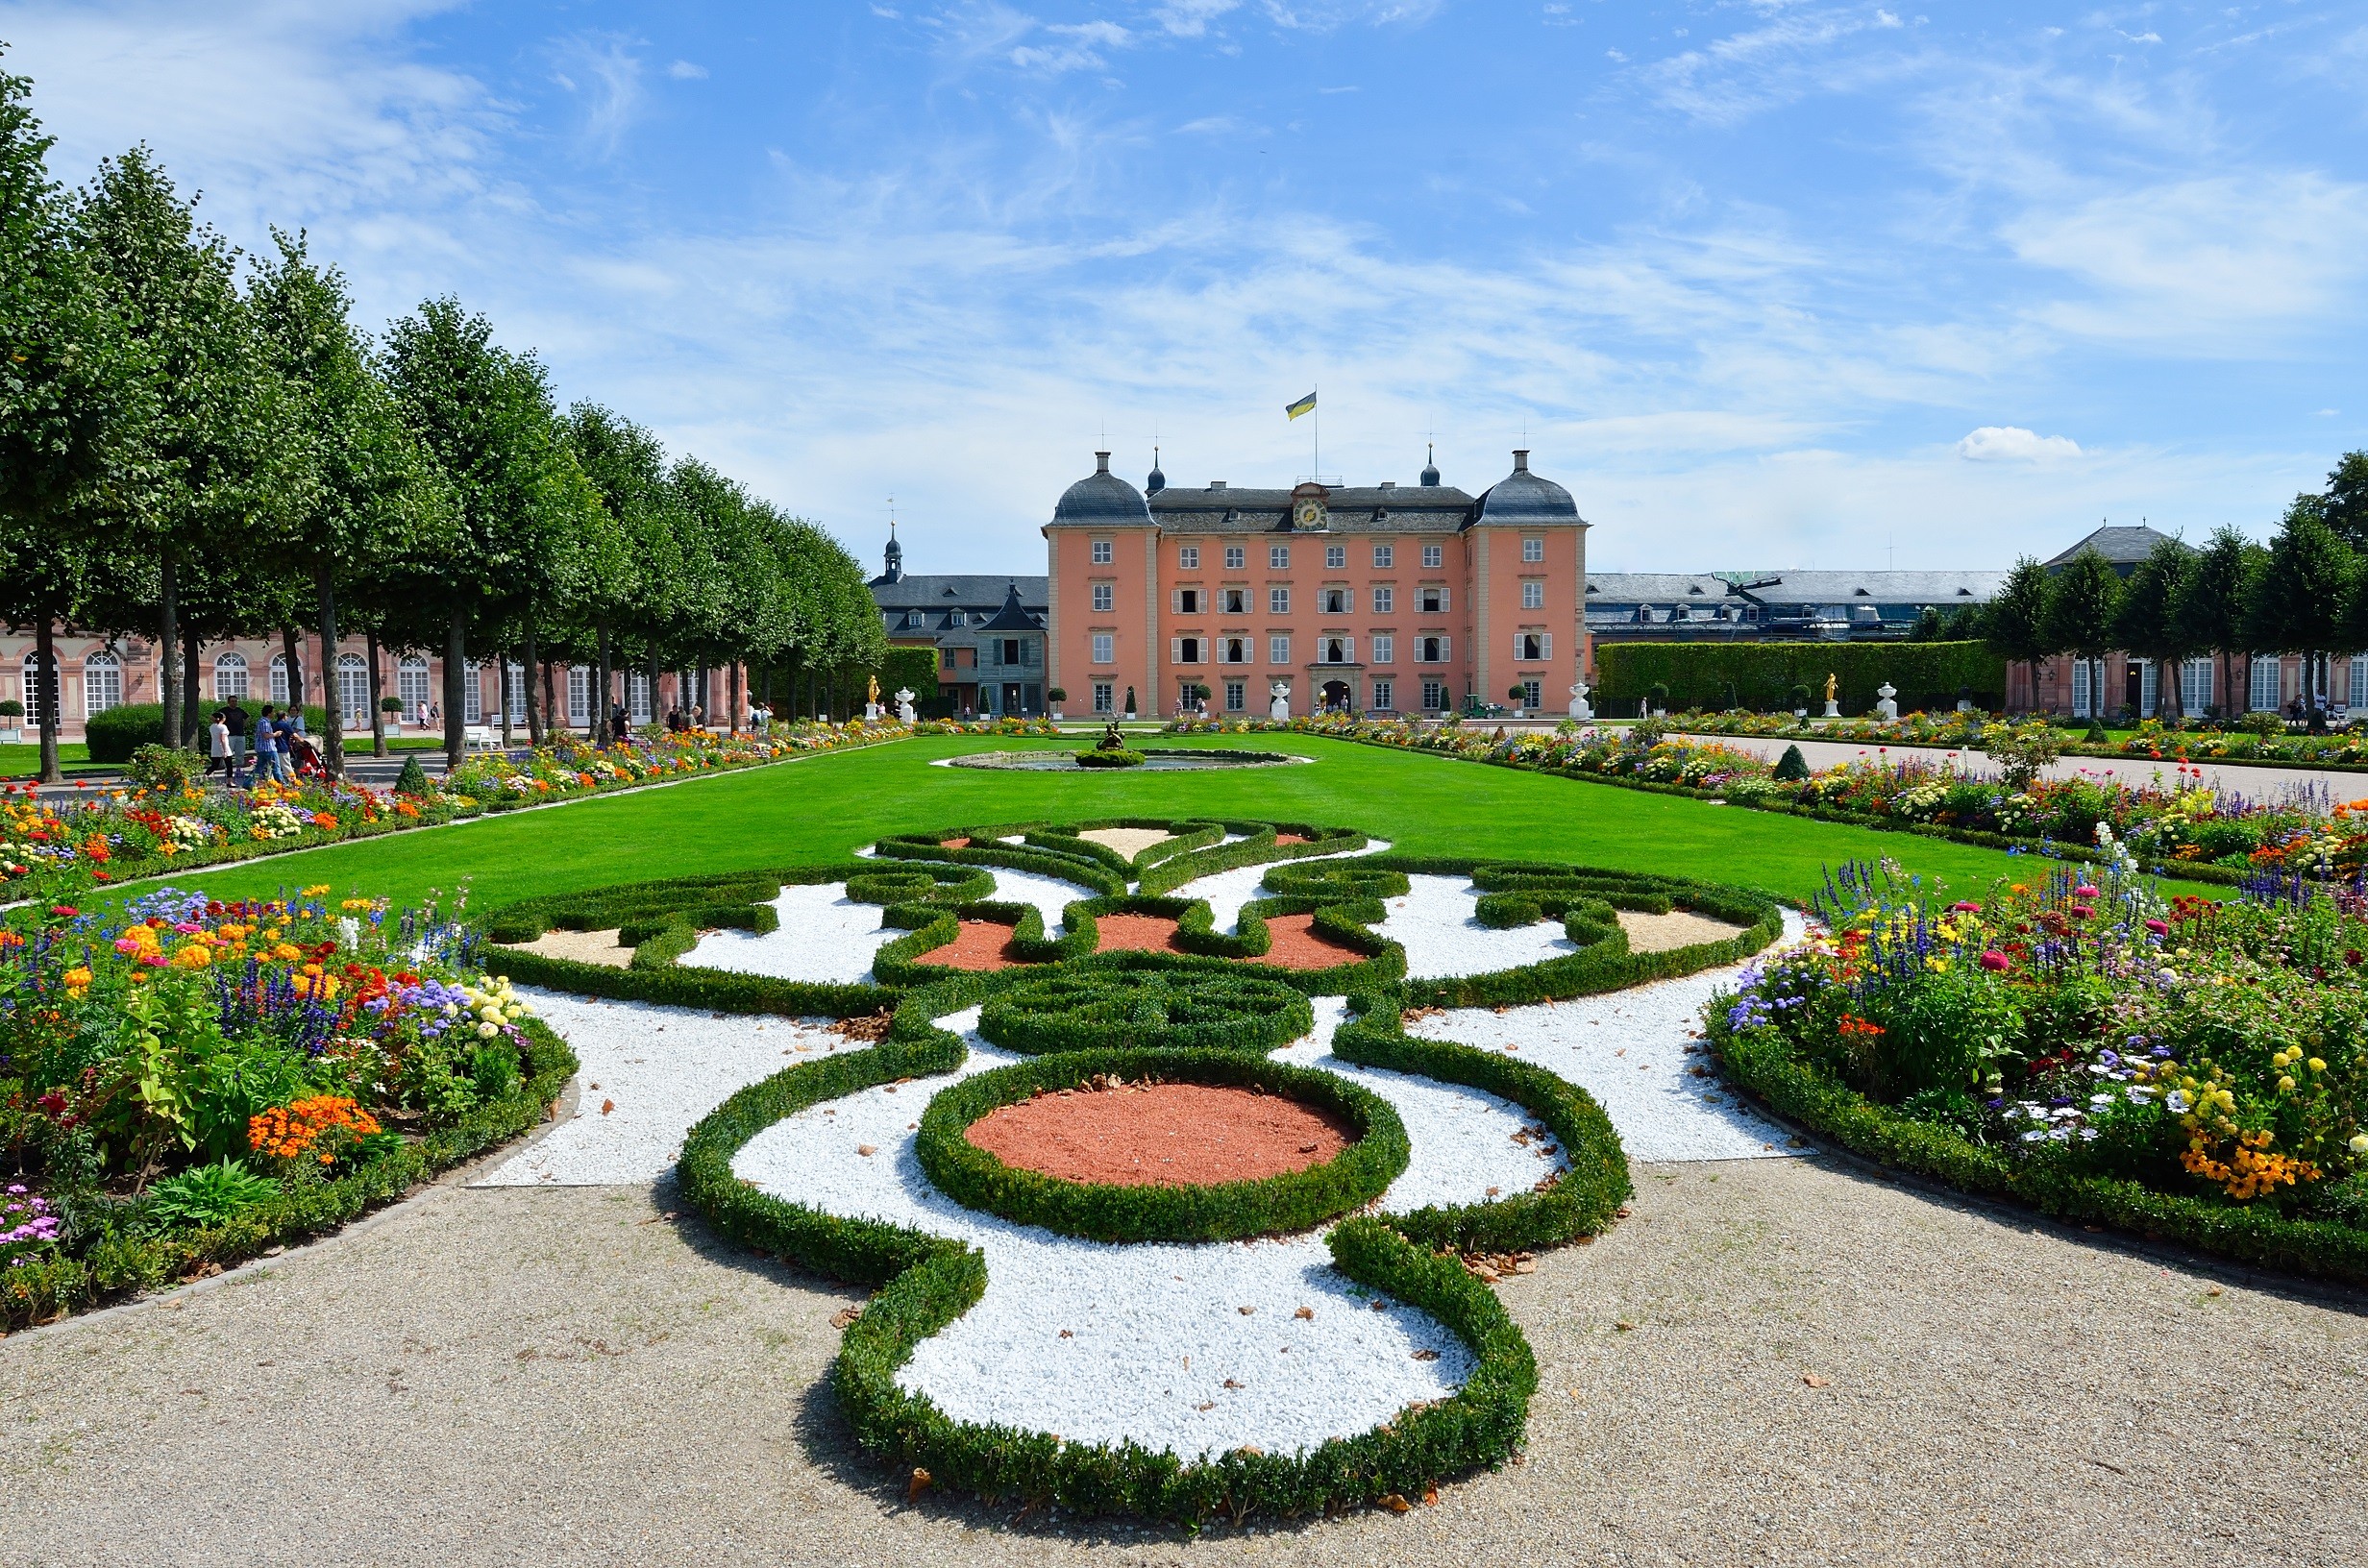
(499, 928, 634, 968)
(5, 1147, 2363, 1568)
(1615, 908, 1750, 953)
(1075, 827, 1176, 859)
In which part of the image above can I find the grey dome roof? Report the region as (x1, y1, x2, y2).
(1051, 451, 1153, 526)
(1474, 450, 1580, 525)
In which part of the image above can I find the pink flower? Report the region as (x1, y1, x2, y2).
(1950, 900, 1982, 913)
(2069, 905, 2095, 920)
(2144, 919, 2169, 935)
(1979, 950, 2010, 971)
(2074, 884, 2100, 898)
(139, 952, 168, 968)
(112, 937, 140, 955)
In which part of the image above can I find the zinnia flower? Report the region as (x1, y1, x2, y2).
(1979, 950, 2010, 971)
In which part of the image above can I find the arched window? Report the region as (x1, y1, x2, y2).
(335, 653, 369, 724)
(20, 650, 57, 726)
(568, 665, 592, 724)
(213, 650, 250, 701)
(463, 660, 484, 723)
(397, 655, 432, 720)
(269, 652, 291, 706)
(503, 660, 527, 718)
(627, 670, 652, 723)
(84, 649, 123, 718)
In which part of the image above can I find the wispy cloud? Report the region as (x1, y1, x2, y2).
(1958, 426, 2082, 462)
(550, 32, 649, 157)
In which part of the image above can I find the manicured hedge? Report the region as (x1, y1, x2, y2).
(977, 971, 1313, 1055)
(1075, 747, 1148, 768)
(1596, 640, 2005, 715)
(0, 1018, 577, 1330)
(915, 1047, 1408, 1242)
(1708, 1010, 2368, 1287)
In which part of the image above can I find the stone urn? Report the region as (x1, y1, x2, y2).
(894, 688, 917, 724)
(1269, 681, 1292, 723)
(1876, 682, 1899, 723)
(1568, 680, 1592, 720)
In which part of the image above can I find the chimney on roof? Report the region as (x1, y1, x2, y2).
(1379, 480, 1396, 490)
(1209, 480, 1226, 491)
(1095, 451, 1111, 474)
(1512, 449, 1530, 474)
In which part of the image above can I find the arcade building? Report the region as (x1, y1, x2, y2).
(1044, 448, 1588, 719)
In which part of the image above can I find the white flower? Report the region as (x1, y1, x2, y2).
(477, 1021, 499, 1039)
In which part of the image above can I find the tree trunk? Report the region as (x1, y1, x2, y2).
(159, 554, 181, 751)
(444, 607, 467, 771)
(540, 656, 556, 747)
(728, 660, 741, 733)
(522, 624, 543, 747)
(648, 651, 662, 732)
(181, 626, 203, 748)
(281, 626, 305, 727)
(314, 562, 344, 776)
(34, 613, 59, 783)
(594, 621, 612, 743)
(499, 652, 515, 748)
(366, 629, 387, 757)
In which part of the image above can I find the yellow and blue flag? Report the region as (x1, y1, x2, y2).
(1284, 390, 1316, 421)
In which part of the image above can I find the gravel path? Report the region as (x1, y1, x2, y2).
(7, 1152, 2360, 1566)
(1676, 731, 2356, 805)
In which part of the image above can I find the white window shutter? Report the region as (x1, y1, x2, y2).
(1541, 633, 1552, 659)
(1171, 638, 1182, 664)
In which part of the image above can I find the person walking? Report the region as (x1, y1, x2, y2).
(208, 710, 231, 779)
(611, 701, 628, 744)
(250, 706, 280, 785)
(222, 696, 250, 773)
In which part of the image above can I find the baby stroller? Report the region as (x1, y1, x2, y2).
(287, 732, 326, 777)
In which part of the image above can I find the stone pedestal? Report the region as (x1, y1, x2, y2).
(864, 702, 881, 722)
(1269, 682, 1292, 723)
(1822, 700, 1840, 719)
(894, 688, 917, 724)
(1876, 682, 1899, 723)
(1568, 681, 1591, 720)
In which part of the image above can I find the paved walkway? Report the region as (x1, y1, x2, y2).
(2, 1143, 2358, 1566)
(1676, 732, 2360, 804)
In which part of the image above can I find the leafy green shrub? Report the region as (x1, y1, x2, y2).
(142, 1159, 280, 1229)
(1774, 744, 1810, 781)
(2237, 711, 2287, 738)
(977, 971, 1313, 1054)
(393, 754, 432, 795)
(126, 743, 204, 791)
(1598, 640, 2004, 715)
(1075, 747, 1147, 768)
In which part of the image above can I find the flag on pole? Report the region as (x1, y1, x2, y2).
(1284, 390, 1317, 421)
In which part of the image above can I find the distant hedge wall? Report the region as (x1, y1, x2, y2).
(874, 647, 942, 713)
(1593, 641, 2004, 716)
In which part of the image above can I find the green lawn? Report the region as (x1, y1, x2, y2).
(0, 741, 100, 775)
(164, 732, 2181, 912)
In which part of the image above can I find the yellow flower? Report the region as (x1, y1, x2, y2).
(62, 966, 93, 990)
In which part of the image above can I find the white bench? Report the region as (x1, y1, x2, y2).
(462, 725, 504, 752)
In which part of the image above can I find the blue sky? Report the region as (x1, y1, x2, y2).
(5, 1, 2364, 574)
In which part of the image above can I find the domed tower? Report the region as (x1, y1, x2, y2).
(1146, 445, 1166, 495)
(1044, 450, 1156, 721)
(1420, 442, 1441, 487)
(1468, 449, 1588, 721)
(878, 520, 903, 585)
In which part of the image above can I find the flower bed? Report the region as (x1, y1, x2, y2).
(0, 885, 577, 1327)
(1705, 846, 2368, 1284)
(484, 822, 1785, 1522)
(1169, 715, 2354, 883)
(1655, 708, 2368, 772)
(0, 722, 917, 909)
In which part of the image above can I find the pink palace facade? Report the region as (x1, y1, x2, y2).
(1044, 448, 1589, 719)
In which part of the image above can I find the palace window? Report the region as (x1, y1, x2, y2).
(1522, 580, 1545, 610)
(506, 660, 528, 716)
(2249, 657, 2282, 714)
(83, 650, 122, 718)
(1224, 545, 1246, 569)
(1418, 587, 1447, 613)
(1220, 588, 1248, 615)
(1220, 637, 1250, 664)
(1224, 680, 1246, 712)
(1092, 583, 1114, 612)
(1320, 636, 1352, 663)
(1093, 682, 1114, 713)
(1373, 544, 1394, 568)
(1422, 543, 1443, 569)
(1270, 587, 1291, 614)
(463, 661, 483, 723)
(1418, 635, 1450, 663)
(1270, 545, 1291, 569)
(398, 656, 432, 717)
(1172, 637, 1204, 664)
(1370, 635, 1394, 665)
(2182, 658, 2214, 715)
(1516, 632, 1551, 662)
(336, 653, 370, 724)
(1421, 680, 1448, 711)
(1269, 636, 1291, 665)
(1179, 545, 1199, 569)
(1325, 544, 1346, 569)
(1320, 587, 1349, 614)
(569, 665, 592, 723)
(212, 650, 250, 701)
(1522, 679, 1542, 708)
(270, 652, 293, 705)
(1091, 539, 1114, 564)
(1371, 586, 1394, 614)
(1091, 634, 1115, 664)
(1174, 588, 1202, 614)
(1370, 679, 1394, 711)
(19, 650, 56, 725)
(1522, 536, 1544, 563)
(627, 670, 652, 723)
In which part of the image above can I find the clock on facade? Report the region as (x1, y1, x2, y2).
(1292, 491, 1327, 530)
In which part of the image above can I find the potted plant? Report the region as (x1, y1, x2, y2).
(1647, 681, 1669, 718)
(1506, 683, 1527, 718)
(0, 698, 20, 743)
(1047, 686, 1067, 721)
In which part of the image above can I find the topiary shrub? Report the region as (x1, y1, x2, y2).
(393, 754, 432, 796)
(2084, 720, 2109, 743)
(1646, 682, 1669, 713)
(1774, 744, 1811, 781)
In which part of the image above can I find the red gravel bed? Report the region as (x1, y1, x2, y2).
(1094, 913, 1191, 955)
(1273, 833, 1310, 846)
(917, 919, 1033, 970)
(939, 836, 972, 850)
(965, 1082, 1352, 1187)
(1245, 913, 1368, 970)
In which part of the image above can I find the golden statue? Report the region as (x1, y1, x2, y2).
(1823, 672, 1837, 705)
(867, 674, 880, 708)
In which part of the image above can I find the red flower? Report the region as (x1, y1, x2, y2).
(1979, 950, 2010, 971)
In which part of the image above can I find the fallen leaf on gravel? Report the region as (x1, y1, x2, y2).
(1423, 1482, 1440, 1507)
(1238, 1305, 1255, 1315)
(2085, 1456, 2129, 1475)
(1615, 1205, 1632, 1218)
(1294, 1306, 1314, 1320)
(830, 1307, 863, 1329)
(1803, 1374, 1829, 1387)
(2205, 1286, 2224, 1298)
(1412, 1349, 1440, 1361)
(1058, 1329, 1073, 1338)
(635, 1212, 678, 1225)
(1235, 1445, 1264, 1458)
(1615, 1319, 1636, 1332)
(1378, 1493, 1413, 1513)
(1372, 1300, 1388, 1311)
(907, 1467, 932, 1502)
(857, 1144, 877, 1156)
(1196, 1402, 1216, 1411)
(600, 1099, 615, 1115)
(1223, 1378, 1244, 1388)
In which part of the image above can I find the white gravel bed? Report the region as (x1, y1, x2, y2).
(477, 990, 862, 1186)
(680, 883, 897, 985)
(1169, 837, 1394, 931)
(730, 1006, 1475, 1460)
(1379, 873, 1579, 980)
(988, 866, 1099, 935)
(1405, 911, 1812, 1162)
(1277, 998, 1566, 1211)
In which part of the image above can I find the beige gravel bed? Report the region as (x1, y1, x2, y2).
(1615, 908, 1750, 953)
(2, 1154, 2362, 1567)
(498, 928, 634, 968)
(1074, 826, 1175, 859)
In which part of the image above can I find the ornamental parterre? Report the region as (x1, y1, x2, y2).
(1707, 833, 2368, 1283)
(473, 818, 1788, 1523)
(0, 884, 576, 1327)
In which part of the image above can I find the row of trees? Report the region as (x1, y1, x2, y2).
(1983, 452, 2368, 720)
(0, 57, 884, 781)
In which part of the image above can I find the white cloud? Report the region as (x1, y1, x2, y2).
(1010, 19, 1131, 73)
(667, 59, 708, 80)
(551, 32, 648, 156)
(1956, 426, 2082, 461)
(1154, 0, 1240, 37)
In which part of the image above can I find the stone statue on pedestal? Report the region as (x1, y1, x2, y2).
(1269, 681, 1292, 723)
(865, 674, 882, 722)
(894, 687, 917, 724)
(1875, 681, 1899, 723)
(1568, 680, 1592, 720)
(1821, 672, 1840, 720)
